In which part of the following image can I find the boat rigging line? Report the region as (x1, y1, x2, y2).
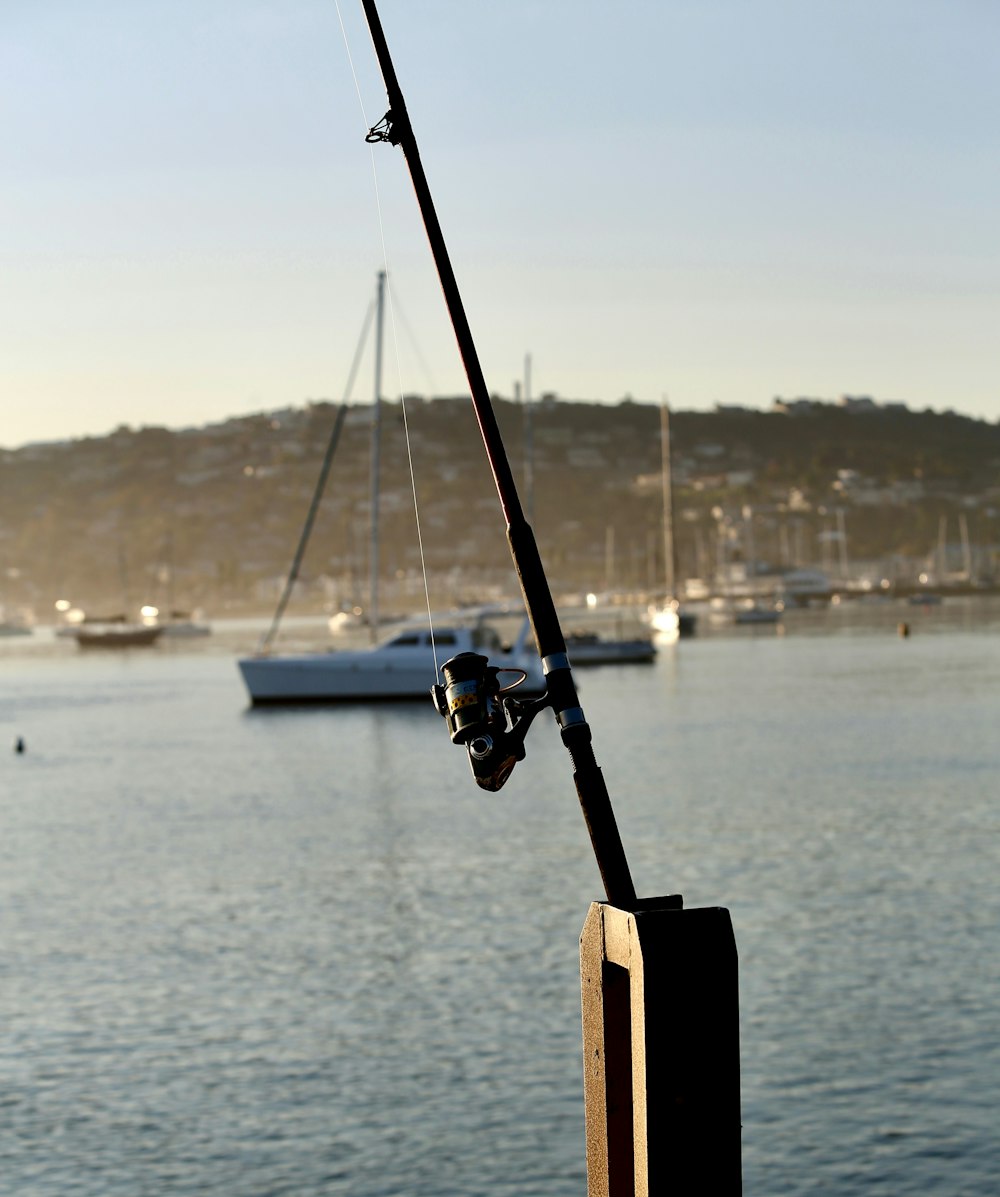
(358, 0, 636, 908)
(257, 293, 377, 655)
(259, 403, 348, 656)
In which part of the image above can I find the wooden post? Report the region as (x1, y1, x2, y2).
(580, 897, 742, 1195)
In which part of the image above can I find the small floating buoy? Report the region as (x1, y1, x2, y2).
(14, 736, 25, 754)
(898, 622, 910, 639)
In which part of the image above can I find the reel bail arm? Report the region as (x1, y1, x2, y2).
(431, 651, 549, 792)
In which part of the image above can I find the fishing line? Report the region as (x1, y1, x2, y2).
(335, 0, 440, 674)
(384, 281, 441, 676)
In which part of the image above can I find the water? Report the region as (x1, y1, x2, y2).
(1, 602, 997, 1195)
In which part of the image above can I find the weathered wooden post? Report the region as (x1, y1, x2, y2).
(357, 6, 742, 1192)
(581, 897, 741, 1195)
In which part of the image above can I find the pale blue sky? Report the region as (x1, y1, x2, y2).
(3, 0, 998, 447)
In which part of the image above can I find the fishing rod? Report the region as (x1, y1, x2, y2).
(359, 0, 635, 908)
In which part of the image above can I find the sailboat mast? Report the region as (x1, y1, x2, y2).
(660, 401, 676, 602)
(959, 512, 972, 580)
(369, 270, 386, 645)
(937, 514, 948, 584)
(118, 543, 131, 619)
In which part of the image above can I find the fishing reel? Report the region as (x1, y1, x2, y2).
(431, 651, 548, 792)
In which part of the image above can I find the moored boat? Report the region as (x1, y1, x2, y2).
(648, 600, 698, 638)
(239, 617, 542, 704)
(733, 599, 783, 625)
(0, 618, 33, 637)
(646, 402, 697, 638)
(158, 611, 212, 637)
(75, 622, 164, 648)
(565, 631, 656, 666)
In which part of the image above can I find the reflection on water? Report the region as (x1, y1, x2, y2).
(0, 598, 998, 1195)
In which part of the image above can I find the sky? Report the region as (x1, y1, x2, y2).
(3, 0, 999, 448)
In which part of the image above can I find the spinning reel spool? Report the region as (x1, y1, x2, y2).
(431, 651, 548, 792)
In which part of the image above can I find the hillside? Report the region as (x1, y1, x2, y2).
(2, 396, 999, 619)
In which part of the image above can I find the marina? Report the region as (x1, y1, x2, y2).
(5, 3, 998, 1193)
(1, 599, 998, 1194)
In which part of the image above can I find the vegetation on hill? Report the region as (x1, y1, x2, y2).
(2, 397, 998, 618)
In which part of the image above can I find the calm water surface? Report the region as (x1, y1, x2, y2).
(1, 601, 997, 1195)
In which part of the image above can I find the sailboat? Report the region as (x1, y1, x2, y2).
(73, 547, 164, 648)
(237, 273, 543, 704)
(240, 615, 542, 703)
(647, 401, 697, 637)
(153, 533, 212, 637)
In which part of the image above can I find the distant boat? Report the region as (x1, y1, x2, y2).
(908, 592, 943, 606)
(55, 611, 120, 638)
(733, 600, 783, 626)
(75, 621, 164, 648)
(779, 568, 833, 607)
(158, 610, 212, 638)
(649, 600, 698, 638)
(565, 631, 656, 666)
(0, 617, 32, 637)
(239, 617, 542, 704)
(71, 546, 164, 647)
(647, 401, 697, 638)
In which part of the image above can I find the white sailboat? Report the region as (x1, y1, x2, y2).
(238, 273, 544, 704)
(240, 616, 542, 703)
(647, 401, 697, 638)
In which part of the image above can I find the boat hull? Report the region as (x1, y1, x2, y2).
(240, 654, 450, 703)
(75, 625, 164, 648)
(649, 605, 698, 638)
(160, 621, 212, 638)
(239, 623, 544, 705)
(733, 608, 782, 625)
(566, 636, 656, 666)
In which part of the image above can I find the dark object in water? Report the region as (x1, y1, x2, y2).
(566, 632, 656, 665)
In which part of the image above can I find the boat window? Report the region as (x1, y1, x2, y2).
(388, 633, 421, 647)
(436, 632, 457, 646)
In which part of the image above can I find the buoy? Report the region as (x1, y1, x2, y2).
(898, 622, 910, 638)
(14, 736, 25, 753)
